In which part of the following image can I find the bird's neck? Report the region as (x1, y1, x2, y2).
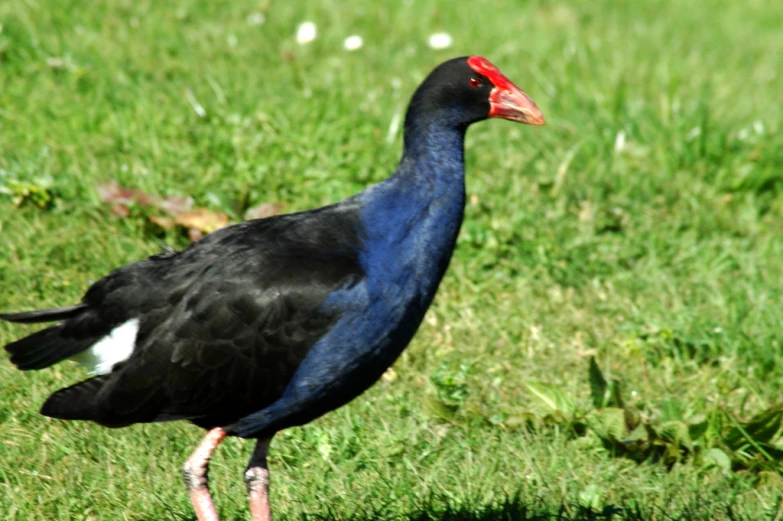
(386, 115, 467, 212)
(358, 116, 467, 291)
(400, 110, 467, 179)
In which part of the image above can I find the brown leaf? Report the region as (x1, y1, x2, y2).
(96, 180, 125, 202)
(244, 202, 286, 221)
(97, 181, 230, 242)
(174, 208, 230, 234)
(108, 204, 130, 217)
(148, 215, 176, 230)
(157, 195, 194, 216)
(97, 180, 156, 207)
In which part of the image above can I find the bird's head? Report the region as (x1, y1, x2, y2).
(407, 56, 545, 129)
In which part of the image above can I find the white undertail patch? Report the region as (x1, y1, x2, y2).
(70, 318, 140, 375)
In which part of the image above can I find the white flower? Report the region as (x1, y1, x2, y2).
(296, 21, 317, 45)
(246, 12, 265, 26)
(614, 130, 626, 152)
(343, 35, 363, 51)
(428, 32, 452, 50)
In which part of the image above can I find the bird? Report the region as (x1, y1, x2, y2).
(1, 56, 544, 521)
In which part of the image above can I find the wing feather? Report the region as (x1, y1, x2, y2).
(20, 199, 365, 428)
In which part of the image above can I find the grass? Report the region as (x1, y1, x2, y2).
(1, 0, 783, 519)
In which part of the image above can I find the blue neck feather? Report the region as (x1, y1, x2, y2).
(359, 111, 468, 300)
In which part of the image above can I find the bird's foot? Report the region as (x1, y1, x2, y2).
(183, 427, 227, 521)
(245, 437, 273, 521)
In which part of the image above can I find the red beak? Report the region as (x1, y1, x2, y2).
(467, 56, 545, 126)
(488, 83, 545, 126)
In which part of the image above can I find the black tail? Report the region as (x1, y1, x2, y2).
(3, 303, 94, 370)
(0, 303, 87, 324)
(5, 326, 95, 370)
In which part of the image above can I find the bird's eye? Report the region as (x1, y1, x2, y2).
(468, 78, 482, 88)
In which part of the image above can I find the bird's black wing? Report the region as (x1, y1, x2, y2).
(4, 201, 366, 428)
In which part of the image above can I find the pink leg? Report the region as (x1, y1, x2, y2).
(245, 437, 273, 521)
(182, 427, 227, 521)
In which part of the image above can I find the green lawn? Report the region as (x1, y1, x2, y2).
(2, 0, 783, 519)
